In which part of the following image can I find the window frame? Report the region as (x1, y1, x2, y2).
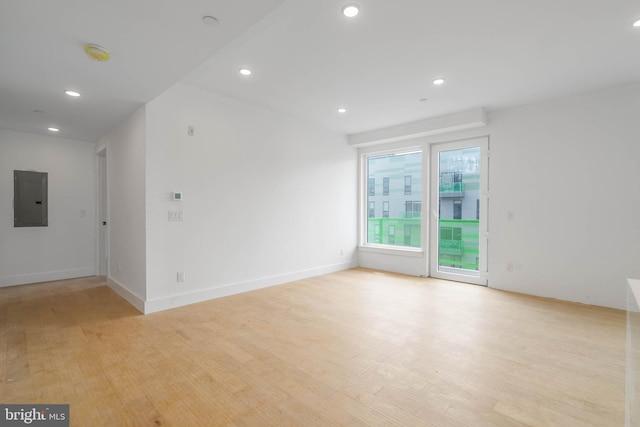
(430, 136, 489, 286)
(360, 147, 424, 254)
(357, 134, 488, 282)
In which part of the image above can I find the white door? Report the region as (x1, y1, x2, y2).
(97, 149, 108, 276)
(430, 137, 488, 285)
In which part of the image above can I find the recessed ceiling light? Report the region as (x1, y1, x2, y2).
(48, 127, 60, 132)
(64, 90, 81, 97)
(633, 18, 640, 27)
(337, 107, 347, 113)
(342, 4, 359, 18)
(84, 44, 110, 62)
(239, 68, 252, 76)
(433, 78, 446, 85)
(202, 16, 219, 26)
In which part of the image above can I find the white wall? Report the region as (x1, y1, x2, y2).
(489, 82, 640, 310)
(0, 129, 95, 286)
(144, 83, 357, 312)
(97, 107, 147, 310)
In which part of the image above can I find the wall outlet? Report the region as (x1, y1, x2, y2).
(177, 272, 185, 283)
(506, 262, 514, 272)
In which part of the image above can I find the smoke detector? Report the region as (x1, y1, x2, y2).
(84, 44, 110, 62)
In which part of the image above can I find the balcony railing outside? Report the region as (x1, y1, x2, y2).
(366, 218, 479, 270)
(439, 182, 465, 198)
(438, 219, 479, 270)
(440, 182, 464, 193)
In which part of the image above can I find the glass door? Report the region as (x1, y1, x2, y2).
(430, 137, 488, 285)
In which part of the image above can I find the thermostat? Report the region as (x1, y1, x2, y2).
(172, 192, 182, 201)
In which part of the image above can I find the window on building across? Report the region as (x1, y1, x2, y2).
(440, 171, 463, 193)
(404, 226, 412, 246)
(434, 143, 484, 277)
(404, 175, 412, 195)
(405, 201, 421, 218)
(365, 151, 421, 249)
(453, 200, 462, 220)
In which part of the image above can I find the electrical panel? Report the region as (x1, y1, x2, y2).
(14, 170, 48, 227)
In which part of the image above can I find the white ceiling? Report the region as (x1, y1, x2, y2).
(2, 0, 639, 142)
(0, 0, 287, 142)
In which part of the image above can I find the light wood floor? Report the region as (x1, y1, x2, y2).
(0, 268, 625, 426)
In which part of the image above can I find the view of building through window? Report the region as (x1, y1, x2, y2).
(438, 146, 480, 272)
(366, 151, 422, 248)
(366, 147, 481, 273)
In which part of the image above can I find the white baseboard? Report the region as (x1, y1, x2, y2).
(107, 277, 145, 313)
(0, 267, 95, 288)
(143, 261, 357, 314)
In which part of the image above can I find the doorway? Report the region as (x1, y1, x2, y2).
(430, 137, 488, 285)
(97, 149, 108, 276)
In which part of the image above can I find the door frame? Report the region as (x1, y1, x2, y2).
(96, 148, 108, 277)
(429, 136, 489, 285)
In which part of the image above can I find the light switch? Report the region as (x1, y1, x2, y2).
(168, 210, 184, 221)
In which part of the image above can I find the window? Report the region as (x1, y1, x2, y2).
(439, 226, 463, 268)
(403, 225, 420, 246)
(365, 151, 421, 248)
(405, 201, 421, 218)
(432, 141, 486, 280)
(441, 227, 462, 241)
(404, 175, 412, 195)
(453, 200, 462, 220)
(440, 171, 463, 193)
